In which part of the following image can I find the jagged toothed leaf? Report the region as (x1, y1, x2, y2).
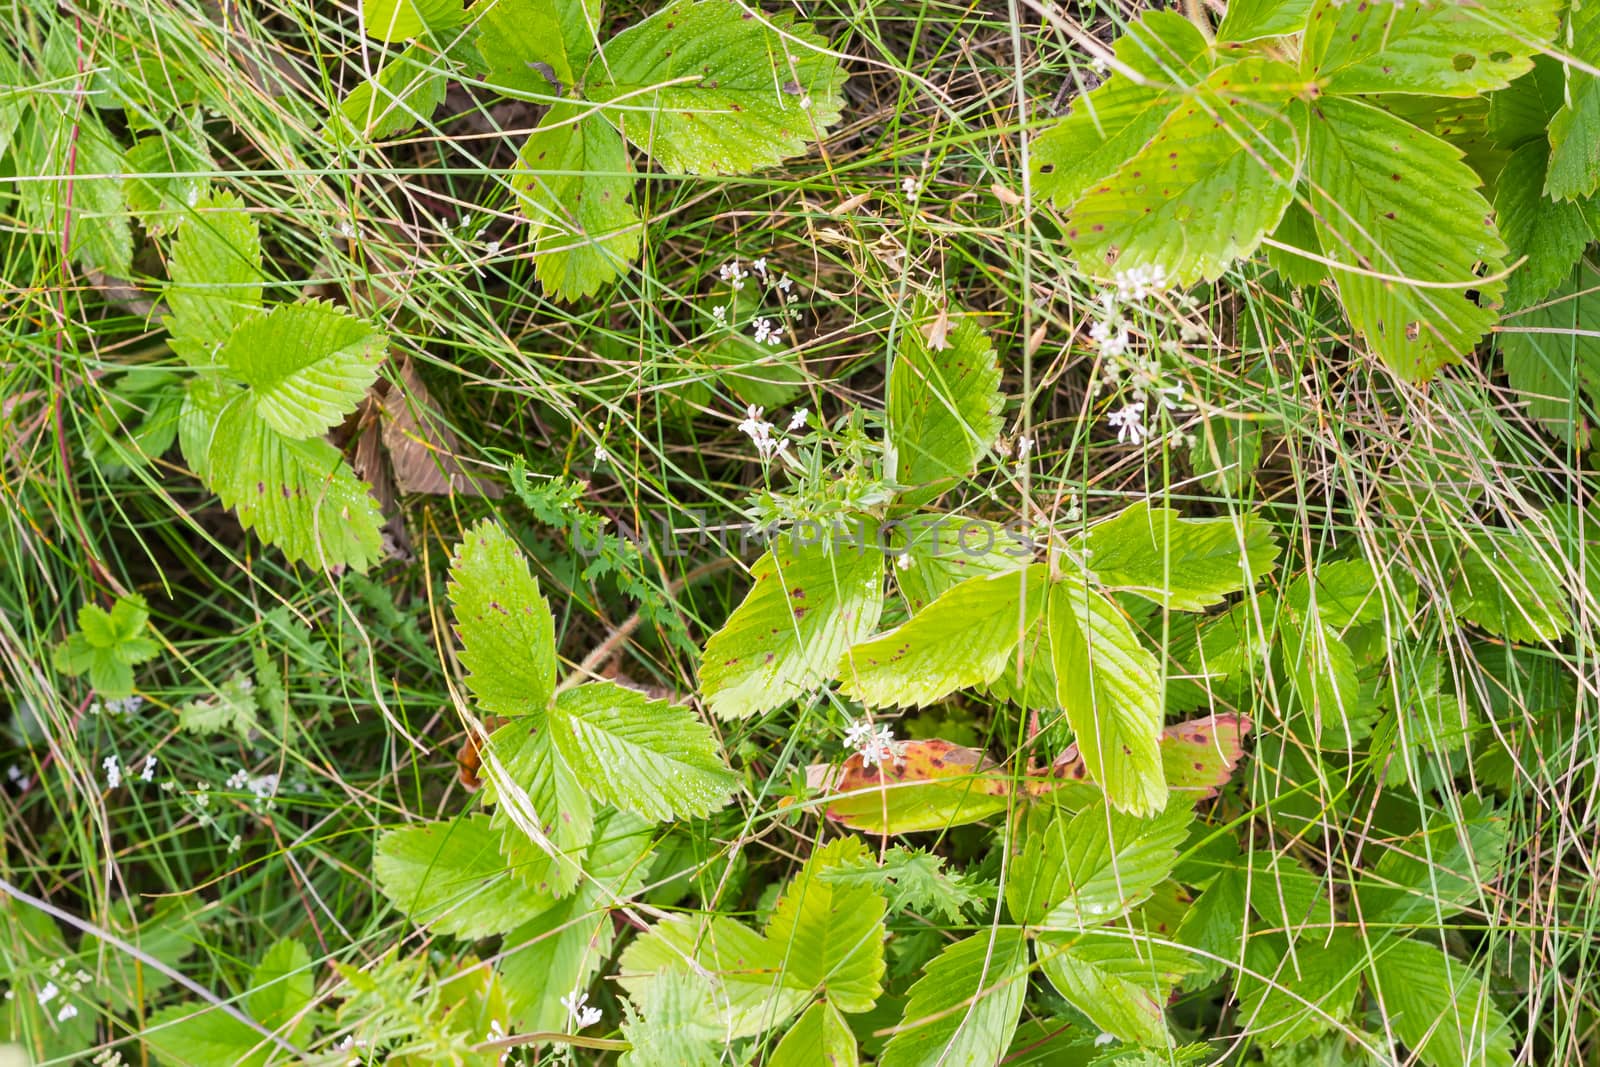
(1449, 527, 1572, 642)
(142, 1005, 272, 1067)
(201, 394, 384, 571)
(840, 566, 1044, 709)
(1217, 0, 1314, 41)
(1235, 930, 1363, 1046)
(765, 837, 887, 1013)
(1306, 97, 1506, 382)
(501, 811, 653, 1033)
(618, 915, 810, 1037)
(620, 972, 723, 1067)
(1075, 501, 1279, 611)
(1031, 11, 1214, 208)
(480, 720, 593, 896)
(479, 0, 600, 94)
(893, 516, 1031, 612)
(512, 101, 641, 300)
(124, 125, 210, 237)
(335, 43, 448, 140)
(813, 739, 1013, 835)
(218, 301, 385, 440)
(361, 0, 469, 42)
(1500, 260, 1600, 445)
(1302, 0, 1562, 96)
(166, 191, 264, 365)
(769, 1000, 859, 1067)
(587, 0, 846, 175)
(1007, 798, 1192, 929)
(1494, 142, 1595, 311)
(373, 813, 555, 938)
(448, 521, 557, 717)
(1034, 931, 1192, 1048)
(1064, 59, 1306, 286)
(1547, 0, 1600, 200)
(879, 930, 1028, 1067)
(1049, 575, 1167, 816)
(1279, 598, 1361, 723)
(888, 305, 1003, 503)
(1366, 939, 1514, 1067)
(1175, 865, 1247, 988)
(549, 681, 736, 821)
(701, 538, 885, 719)
(1357, 800, 1506, 927)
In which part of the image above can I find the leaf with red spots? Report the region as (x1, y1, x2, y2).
(809, 739, 1014, 835)
(1046, 714, 1253, 801)
(448, 520, 558, 718)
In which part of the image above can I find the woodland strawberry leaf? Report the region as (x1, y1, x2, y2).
(763, 836, 887, 1013)
(1547, 0, 1600, 200)
(587, 0, 846, 175)
(887, 305, 1003, 504)
(878, 930, 1028, 1067)
(1365, 938, 1515, 1067)
(478, 0, 599, 94)
(811, 739, 1013, 835)
(217, 300, 385, 440)
(1499, 260, 1600, 445)
(481, 721, 594, 897)
(374, 813, 557, 938)
(1034, 931, 1193, 1048)
(1492, 142, 1597, 310)
(53, 594, 161, 700)
(768, 1001, 858, 1067)
(360, 0, 470, 43)
(448, 520, 558, 718)
(1216, 0, 1314, 42)
(1075, 500, 1280, 611)
(165, 191, 264, 365)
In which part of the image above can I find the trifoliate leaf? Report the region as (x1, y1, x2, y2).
(177, 673, 262, 741)
(218, 301, 385, 440)
(248, 939, 314, 1045)
(1500, 260, 1600, 446)
(52, 594, 160, 700)
(200, 394, 384, 571)
(888, 304, 1003, 503)
(765, 837, 887, 1013)
(587, 0, 847, 175)
(1217, 0, 1314, 42)
(1306, 97, 1506, 382)
(1031, 11, 1214, 209)
(1049, 575, 1167, 816)
(448, 521, 557, 717)
(1301, 0, 1562, 97)
(1365, 939, 1514, 1067)
(1064, 59, 1306, 287)
(1449, 527, 1573, 642)
(1487, 55, 1566, 149)
(512, 101, 642, 300)
(768, 1000, 859, 1067)
(1547, 0, 1600, 200)
(479, 0, 600, 94)
(1235, 930, 1363, 1046)
(618, 915, 811, 1037)
(373, 813, 554, 938)
(1076, 501, 1279, 611)
(166, 191, 265, 366)
(879, 930, 1029, 1067)
(549, 681, 737, 821)
(1034, 931, 1193, 1048)
(481, 720, 593, 896)
(1007, 798, 1191, 929)
(360, 0, 469, 43)
(840, 566, 1044, 709)
(335, 43, 448, 140)
(700, 538, 885, 719)
(1494, 143, 1595, 311)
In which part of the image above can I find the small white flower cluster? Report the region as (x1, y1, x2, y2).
(29, 961, 92, 1025)
(1106, 401, 1148, 445)
(1112, 264, 1168, 302)
(561, 990, 603, 1030)
(718, 259, 750, 290)
(901, 175, 920, 202)
(104, 752, 160, 789)
(225, 767, 280, 806)
(737, 404, 809, 462)
(335, 1034, 368, 1065)
(751, 317, 783, 346)
(6, 763, 30, 792)
(92, 1049, 127, 1067)
(91, 695, 145, 716)
(844, 718, 900, 770)
(711, 258, 801, 344)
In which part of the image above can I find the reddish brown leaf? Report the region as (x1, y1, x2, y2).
(1047, 713, 1253, 800)
(808, 739, 1014, 834)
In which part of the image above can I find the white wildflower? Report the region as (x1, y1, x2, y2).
(896, 553, 913, 571)
(1107, 402, 1148, 445)
(1113, 264, 1168, 302)
(226, 768, 249, 791)
(788, 408, 809, 431)
(901, 175, 920, 202)
(718, 259, 748, 290)
(751, 317, 780, 345)
(751, 257, 768, 277)
(140, 756, 157, 783)
(484, 239, 500, 255)
(712, 304, 728, 324)
(1155, 383, 1186, 411)
(776, 274, 794, 293)
(56, 1003, 78, 1022)
(595, 444, 610, 464)
(844, 719, 899, 769)
(1095, 1031, 1116, 1046)
(560, 991, 603, 1030)
(1017, 435, 1034, 460)
(799, 94, 813, 109)
(102, 756, 121, 790)
(737, 404, 770, 441)
(37, 982, 59, 1006)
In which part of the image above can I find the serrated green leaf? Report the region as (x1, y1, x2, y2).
(1546, 0, 1600, 200)
(550, 681, 736, 821)
(818, 738, 1013, 835)
(893, 515, 1030, 612)
(14, 101, 132, 277)
(198, 393, 384, 570)
(248, 939, 313, 1045)
(177, 672, 261, 741)
(1076, 501, 1279, 611)
(124, 126, 210, 237)
(448, 520, 557, 717)
(1264, 196, 1328, 287)
(821, 847, 989, 923)
(765, 837, 887, 1013)
(1302, 0, 1562, 97)
(701, 538, 885, 719)
(1064, 59, 1305, 286)
(1031, 11, 1214, 208)
(587, 0, 847, 175)
(218, 301, 385, 440)
(620, 970, 723, 1067)
(1279, 598, 1361, 724)
(1306, 97, 1506, 381)
(479, 0, 600, 93)
(336, 43, 448, 140)
(1175, 864, 1246, 988)
(1358, 801, 1506, 927)
(1495, 143, 1594, 310)
(769, 1000, 859, 1067)
(481, 719, 593, 896)
(374, 813, 554, 938)
(887, 306, 1002, 502)
(142, 1004, 273, 1067)
(1034, 931, 1192, 1048)
(53, 594, 160, 700)
(1007, 798, 1191, 929)
(1487, 55, 1566, 148)
(1449, 526, 1572, 642)
(878, 930, 1029, 1067)
(1217, 0, 1314, 42)
(512, 101, 642, 300)
(840, 565, 1044, 709)
(1500, 260, 1600, 446)
(1049, 575, 1167, 816)
(361, 0, 469, 43)
(167, 191, 265, 365)
(1365, 939, 1514, 1067)
(617, 915, 810, 1037)
(1236, 930, 1363, 1046)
